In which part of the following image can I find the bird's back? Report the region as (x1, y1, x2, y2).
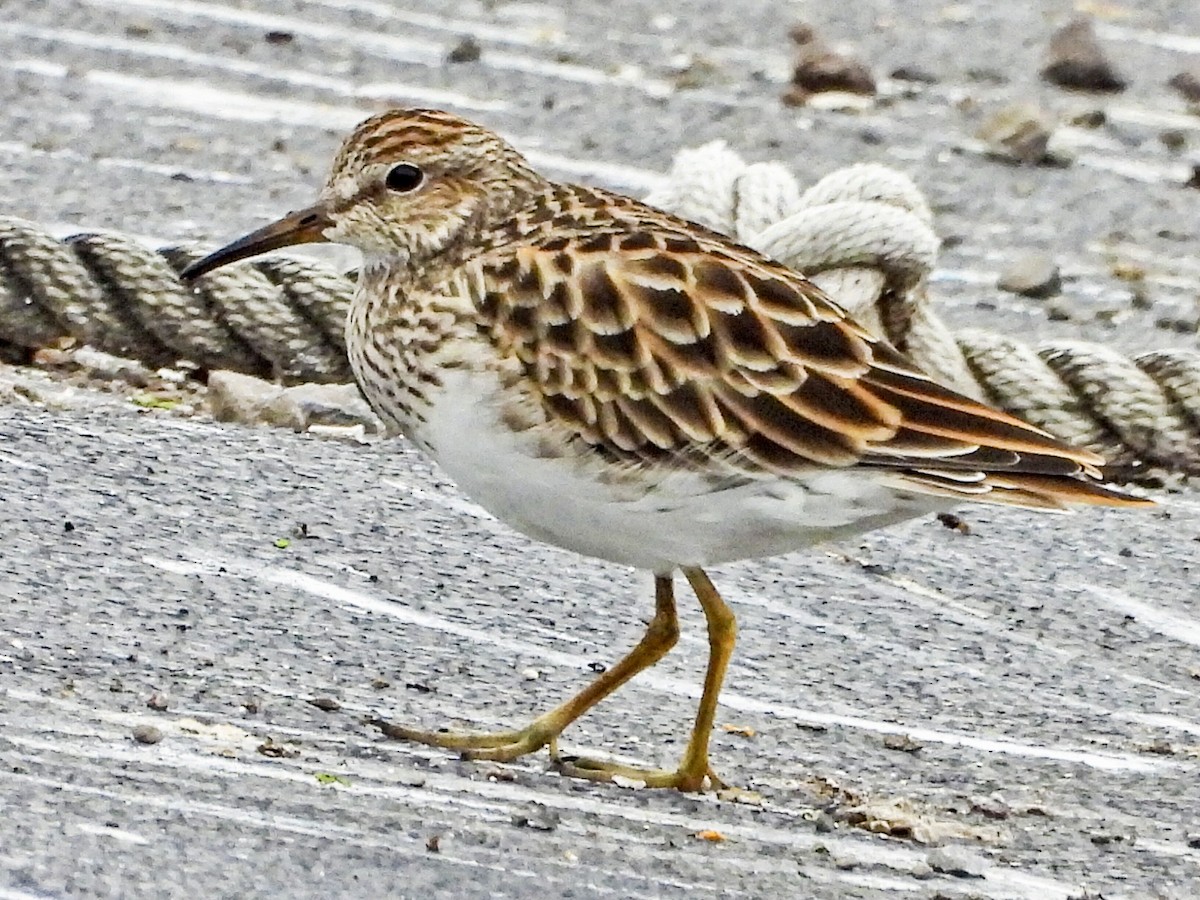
(451, 180, 1147, 515)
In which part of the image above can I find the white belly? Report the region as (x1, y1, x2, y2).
(406, 368, 940, 574)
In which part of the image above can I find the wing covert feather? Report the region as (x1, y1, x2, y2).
(472, 210, 1143, 508)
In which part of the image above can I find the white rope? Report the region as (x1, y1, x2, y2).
(1, 142, 1196, 474)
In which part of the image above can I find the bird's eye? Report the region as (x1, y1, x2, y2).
(385, 163, 424, 193)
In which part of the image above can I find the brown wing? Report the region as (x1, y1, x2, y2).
(474, 218, 1146, 509)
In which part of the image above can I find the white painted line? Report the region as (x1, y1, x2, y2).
(381, 477, 495, 520)
(0, 720, 1064, 898)
(0, 450, 49, 474)
(86, 0, 445, 65)
(305, 0, 571, 49)
(0, 23, 508, 113)
(1, 725, 1108, 899)
(82, 0, 675, 96)
(1122, 712, 1200, 737)
(1072, 152, 1194, 186)
(1105, 104, 1200, 134)
(73, 822, 151, 845)
(0, 888, 54, 900)
(6, 57, 68, 77)
(85, 70, 365, 130)
(143, 554, 1179, 773)
(0, 740, 722, 895)
(0, 136, 251, 186)
(1098, 23, 1200, 55)
(50, 68, 665, 192)
(1079, 584, 1200, 649)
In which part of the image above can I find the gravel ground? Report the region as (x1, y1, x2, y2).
(2, 1, 1199, 898)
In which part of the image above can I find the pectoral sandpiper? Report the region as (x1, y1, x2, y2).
(183, 108, 1150, 792)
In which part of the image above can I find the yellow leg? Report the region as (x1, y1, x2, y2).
(374, 569, 739, 793)
(375, 575, 680, 762)
(555, 566, 737, 792)
(676, 567, 737, 788)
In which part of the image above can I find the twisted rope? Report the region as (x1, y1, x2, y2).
(0, 221, 355, 383)
(1, 145, 1197, 476)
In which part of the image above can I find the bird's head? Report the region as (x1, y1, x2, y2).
(182, 107, 541, 279)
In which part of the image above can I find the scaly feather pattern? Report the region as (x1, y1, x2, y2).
(468, 183, 1143, 509)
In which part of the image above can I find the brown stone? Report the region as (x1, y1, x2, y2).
(1042, 17, 1126, 92)
(1168, 70, 1200, 104)
(785, 23, 875, 101)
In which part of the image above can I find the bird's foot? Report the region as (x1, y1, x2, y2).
(370, 716, 727, 792)
(368, 715, 562, 763)
(553, 754, 727, 793)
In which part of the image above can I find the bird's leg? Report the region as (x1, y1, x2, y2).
(675, 567, 737, 788)
(558, 566, 737, 792)
(378, 575, 680, 763)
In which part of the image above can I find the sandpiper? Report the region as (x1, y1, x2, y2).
(183, 108, 1150, 792)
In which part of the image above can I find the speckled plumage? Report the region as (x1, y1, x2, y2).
(183, 108, 1150, 791)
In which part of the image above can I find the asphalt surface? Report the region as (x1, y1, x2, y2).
(2, 1, 1200, 898)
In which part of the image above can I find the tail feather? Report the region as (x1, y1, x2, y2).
(882, 469, 1153, 511)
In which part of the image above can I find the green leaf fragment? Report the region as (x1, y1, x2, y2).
(315, 772, 351, 787)
(131, 394, 179, 410)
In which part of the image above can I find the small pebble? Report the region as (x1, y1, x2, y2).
(1090, 829, 1133, 846)
(909, 862, 935, 879)
(1069, 109, 1107, 129)
(812, 811, 837, 833)
(926, 845, 988, 878)
(1129, 287, 1154, 311)
(1046, 302, 1074, 322)
(132, 725, 164, 745)
(446, 35, 481, 64)
(511, 804, 560, 831)
(882, 733, 924, 752)
(308, 696, 341, 712)
(969, 795, 1012, 820)
(1042, 17, 1126, 92)
(889, 65, 938, 84)
(937, 512, 972, 535)
(256, 739, 299, 758)
(1159, 129, 1187, 153)
(783, 23, 875, 105)
(977, 103, 1057, 165)
(716, 786, 763, 805)
(831, 849, 863, 870)
(1168, 70, 1200, 104)
(998, 253, 1062, 298)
